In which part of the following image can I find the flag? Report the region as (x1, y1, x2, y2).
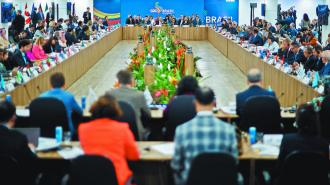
(31, 3, 35, 15)
(24, 3, 31, 24)
(45, 3, 48, 12)
(38, 4, 44, 20)
(0, 74, 5, 91)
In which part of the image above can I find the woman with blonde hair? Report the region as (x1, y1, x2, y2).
(31, 37, 48, 60)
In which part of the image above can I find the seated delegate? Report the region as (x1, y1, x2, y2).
(79, 94, 140, 185)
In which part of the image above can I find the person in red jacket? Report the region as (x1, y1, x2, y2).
(79, 94, 140, 185)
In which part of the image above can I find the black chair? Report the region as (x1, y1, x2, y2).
(67, 155, 118, 185)
(29, 97, 69, 137)
(320, 95, 330, 142)
(115, 101, 140, 141)
(165, 95, 196, 141)
(186, 153, 238, 185)
(277, 151, 329, 185)
(0, 155, 20, 185)
(240, 96, 282, 133)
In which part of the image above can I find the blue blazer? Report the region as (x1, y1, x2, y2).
(319, 62, 330, 77)
(250, 34, 264, 46)
(236, 85, 276, 116)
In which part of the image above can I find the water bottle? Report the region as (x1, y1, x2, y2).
(55, 126, 63, 143)
(5, 95, 11, 102)
(81, 96, 86, 110)
(249, 127, 257, 144)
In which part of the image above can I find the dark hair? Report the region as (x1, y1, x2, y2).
(82, 25, 89, 32)
(176, 76, 199, 96)
(50, 72, 65, 88)
(291, 41, 300, 48)
(305, 46, 313, 55)
(195, 87, 215, 105)
(117, 70, 132, 85)
(0, 101, 16, 123)
(296, 104, 320, 136)
(303, 13, 310, 22)
(314, 45, 323, 54)
(67, 28, 73, 32)
(78, 21, 83, 27)
(253, 28, 259, 34)
(90, 95, 123, 119)
(18, 39, 31, 49)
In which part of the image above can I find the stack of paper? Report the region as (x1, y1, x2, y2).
(36, 138, 60, 152)
(150, 143, 175, 156)
(263, 134, 283, 147)
(252, 143, 280, 157)
(58, 147, 84, 160)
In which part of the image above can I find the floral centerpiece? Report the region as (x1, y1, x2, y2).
(128, 27, 201, 104)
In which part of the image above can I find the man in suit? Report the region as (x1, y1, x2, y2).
(45, 8, 55, 28)
(65, 28, 79, 46)
(11, 10, 25, 35)
(31, 8, 39, 27)
(285, 41, 306, 65)
(12, 39, 33, 68)
(107, 70, 150, 140)
(236, 68, 276, 116)
(83, 7, 92, 24)
(40, 73, 83, 134)
(319, 50, 330, 77)
(171, 87, 238, 185)
(303, 46, 317, 72)
(0, 101, 37, 185)
(313, 45, 324, 71)
(249, 28, 264, 46)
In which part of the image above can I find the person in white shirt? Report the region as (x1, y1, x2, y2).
(263, 36, 279, 54)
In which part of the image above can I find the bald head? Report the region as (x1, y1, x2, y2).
(247, 68, 262, 84)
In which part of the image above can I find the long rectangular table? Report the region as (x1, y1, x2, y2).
(122, 26, 208, 40)
(208, 29, 320, 107)
(0, 28, 123, 106)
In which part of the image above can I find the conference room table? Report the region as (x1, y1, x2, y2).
(207, 28, 320, 107)
(36, 140, 277, 185)
(0, 27, 123, 106)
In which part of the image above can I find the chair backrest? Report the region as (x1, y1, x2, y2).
(67, 155, 118, 185)
(29, 97, 69, 137)
(115, 101, 139, 141)
(240, 96, 282, 133)
(277, 151, 329, 185)
(186, 152, 238, 185)
(320, 95, 330, 142)
(165, 95, 196, 141)
(0, 155, 20, 185)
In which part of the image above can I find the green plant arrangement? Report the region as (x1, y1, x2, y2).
(127, 28, 201, 104)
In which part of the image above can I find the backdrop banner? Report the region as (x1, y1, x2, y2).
(121, 0, 205, 24)
(93, 0, 239, 25)
(204, 0, 239, 25)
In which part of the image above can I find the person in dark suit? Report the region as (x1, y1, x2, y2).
(303, 46, 317, 72)
(313, 45, 324, 71)
(65, 28, 79, 46)
(25, 26, 35, 40)
(31, 8, 39, 27)
(277, 104, 329, 171)
(0, 101, 37, 185)
(83, 7, 92, 24)
(45, 8, 55, 27)
(43, 36, 62, 54)
(75, 21, 83, 39)
(285, 41, 306, 65)
(103, 16, 109, 27)
(319, 50, 330, 77)
(11, 10, 25, 35)
(236, 68, 276, 116)
(277, 38, 290, 61)
(126, 16, 134, 25)
(12, 39, 33, 68)
(249, 28, 264, 46)
(80, 25, 90, 41)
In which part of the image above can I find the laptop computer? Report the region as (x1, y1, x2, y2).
(14, 128, 40, 147)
